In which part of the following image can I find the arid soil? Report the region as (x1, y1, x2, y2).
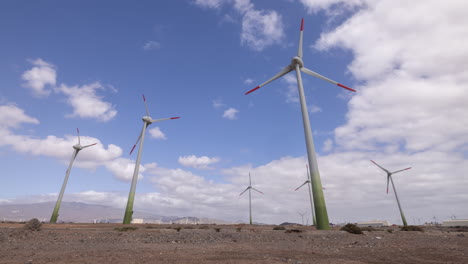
(1, 223, 467, 263)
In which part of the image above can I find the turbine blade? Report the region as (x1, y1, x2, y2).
(294, 181, 308, 191)
(391, 167, 412, 174)
(76, 128, 81, 145)
(386, 175, 390, 194)
(142, 94, 150, 116)
(298, 18, 304, 58)
(83, 143, 97, 148)
(370, 160, 390, 173)
(129, 126, 144, 155)
(306, 164, 311, 180)
(239, 187, 249, 196)
(251, 187, 263, 194)
(249, 172, 252, 186)
(301, 67, 356, 92)
(151, 117, 180, 123)
(245, 65, 292, 95)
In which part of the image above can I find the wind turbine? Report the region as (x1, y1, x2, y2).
(239, 172, 263, 225)
(245, 18, 355, 230)
(294, 164, 318, 226)
(50, 128, 96, 223)
(370, 160, 411, 226)
(123, 94, 180, 224)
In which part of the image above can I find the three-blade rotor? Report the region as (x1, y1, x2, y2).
(370, 160, 411, 194)
(240, 172, 264, 196)
(245, 18, 356, 96)
(129, 95, 180, 155)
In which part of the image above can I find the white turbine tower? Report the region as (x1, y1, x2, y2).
(50, 128, 96, 223)
(239, 172, 263, 225)
(123, 94, 180, 224)
(245, 18, 355, 230)
(370, 160, 411, 226)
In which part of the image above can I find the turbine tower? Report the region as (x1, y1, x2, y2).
(245, 18, 355, 230)
(50, 128, 96, 223)
(370, 160, 411, 226)
(295, 164, 317, 226)
(123, 95, 180, 224)
(239, 172, 263, 225)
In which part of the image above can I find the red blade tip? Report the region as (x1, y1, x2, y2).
(300, 18, 304, 31)
(171, 117, 180, 119)
(337, 83, 356, 92)
(129, 145, 136, 155)
(245, 86, 260, 95)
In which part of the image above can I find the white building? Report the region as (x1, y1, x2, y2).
(357, 220, 390, 227)
(442, 219, 468, 227)
(131, 218, 144, 224)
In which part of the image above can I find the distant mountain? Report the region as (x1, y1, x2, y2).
(0, 201, 238, 224)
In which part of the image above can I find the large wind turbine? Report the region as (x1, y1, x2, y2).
(50, 128, 96, 223)
(239, 172, 263, 225)
(294, 164, 317, 226)
(123, 95, 180, 224)
(245, 18, 355, 230)
(370, 160, 411, 226)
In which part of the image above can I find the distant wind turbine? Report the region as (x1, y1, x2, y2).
(370, 160, 411, 226)
(239, 172, 263, 225)
(245, 18, 355, 230)
(123, 95, 180, 224)
(295, 164, 322, 226)
(50, 128, 96, 223)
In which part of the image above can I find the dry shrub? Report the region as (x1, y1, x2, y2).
(198, 225, 209, 229)
(285, 229, 303, 233)
(340, 224, 363, 234)
(360, 227, 377, 232)
(24, 218, 41, 231)
(273, 226, 286, 230)
(400, 225, 424, 232)
(214, 228, 221, 232)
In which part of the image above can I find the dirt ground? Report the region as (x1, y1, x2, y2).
(1, 223, 467, 263)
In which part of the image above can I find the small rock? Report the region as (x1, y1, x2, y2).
(375, 237, 382, 239)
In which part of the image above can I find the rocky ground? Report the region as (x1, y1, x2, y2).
(1, 222, 467, 263)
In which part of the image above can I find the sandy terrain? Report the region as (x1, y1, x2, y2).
(1, 223, 467, 263)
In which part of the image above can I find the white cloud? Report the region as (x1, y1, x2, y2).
(309, 104, 322, 113)
(244, 78, 254, 85)
(322, 138, 333, 152)
(104, 158, 147, 182)
(193, 0, 285, 51)
(312, 0, 468, 153)
(0, 104, 39, 129)
(223, 107, 239, 120)
(178, 155, 220, 169)
(143, 40, 161, 51)
(22, 59, 56, 97)
(148, 127, 167, 140)
(58, 82, 117, 122)
(282, 73, 298, 103)
(212, 98, 225, 108)
(240, 8, 285, 51)
(299, 0, 363, 14)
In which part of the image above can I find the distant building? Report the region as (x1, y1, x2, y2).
(442, 219, 468, 227)
(357, 220, 390, 227)
(131, 219, 144, 224)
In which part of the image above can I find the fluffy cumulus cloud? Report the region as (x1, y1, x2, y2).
(57, 82, 117, 122)
(223, 107, 239, 120)
(0, 104, 144, 182)
(21, 59, 57, 97)
(21, 59, 117, 122)
(143, 40, 161, 51)
(193, 0, 285, 51)
(299, 0, 363, 14)
(312, 0, 468, 153)
(178, 155, 220, 169)
(148, 127, 167, 140)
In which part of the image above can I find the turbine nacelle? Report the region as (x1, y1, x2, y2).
(291, 56, 304, 69)
(73, 144, 83, 151)
(142, 116, 153, 124)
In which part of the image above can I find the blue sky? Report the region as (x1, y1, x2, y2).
(1, 0, 467, 225)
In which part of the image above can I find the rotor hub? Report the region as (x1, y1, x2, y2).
(291, 56, 304, 68)
(142, 116, 153, 124)
(73, 144, 82, 150)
